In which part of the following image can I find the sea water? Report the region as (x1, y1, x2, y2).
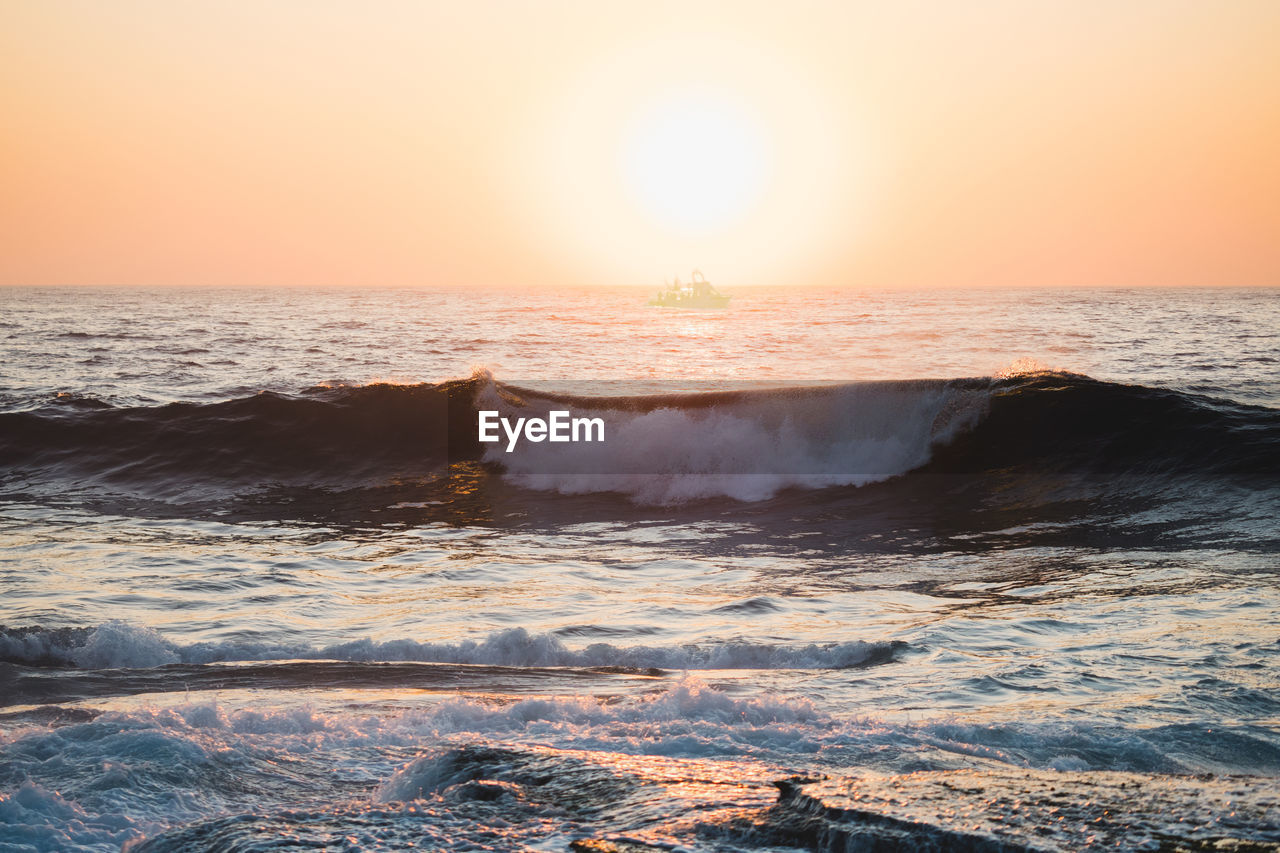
(1, 285, 1278, 851)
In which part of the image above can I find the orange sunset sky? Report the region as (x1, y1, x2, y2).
(2, 0, 1278, 289)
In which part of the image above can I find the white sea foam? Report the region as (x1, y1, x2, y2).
(70, 622, 180, 669)
(4, 677, 1277, 852)
(1, 623, 178, 670)
(0, 622, 902, 671)
(477, 379, 990, 503)
(0, 783, 147, 853)
(0, 679, 822, 851)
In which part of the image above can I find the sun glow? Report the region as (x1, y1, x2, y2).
(620, 92, 770, 234)
(512, 33, 864, 286)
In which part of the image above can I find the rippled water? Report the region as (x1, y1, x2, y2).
(1, 285, 1278, 851)
(4, 285, 1278, 405)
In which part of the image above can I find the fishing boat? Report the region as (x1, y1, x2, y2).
(648, 270, 731, 309)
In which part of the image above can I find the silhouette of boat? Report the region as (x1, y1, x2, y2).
(648, 270, 731, 308)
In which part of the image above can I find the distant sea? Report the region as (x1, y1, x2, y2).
(2, 285, 1278, 851)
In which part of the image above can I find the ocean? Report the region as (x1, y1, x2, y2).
(1, 285, 1278, 851)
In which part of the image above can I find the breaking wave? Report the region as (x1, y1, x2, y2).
(0, 622, 904, 672)
(1, 370, 1276, 505)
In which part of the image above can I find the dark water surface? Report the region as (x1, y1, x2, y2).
(1, 286, 1278, 851)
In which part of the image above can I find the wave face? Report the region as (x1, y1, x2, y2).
(1, 372, 1277, 507)
(927, 372, 1280, 477)
(0, 379, 476, 492)
(478, 377, 991, 502)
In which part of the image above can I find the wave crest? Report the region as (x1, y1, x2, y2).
(0, 623, 905, 672)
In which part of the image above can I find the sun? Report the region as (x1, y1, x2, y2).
(619, 92, 771, 235)
(511, 32, 865, 285)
